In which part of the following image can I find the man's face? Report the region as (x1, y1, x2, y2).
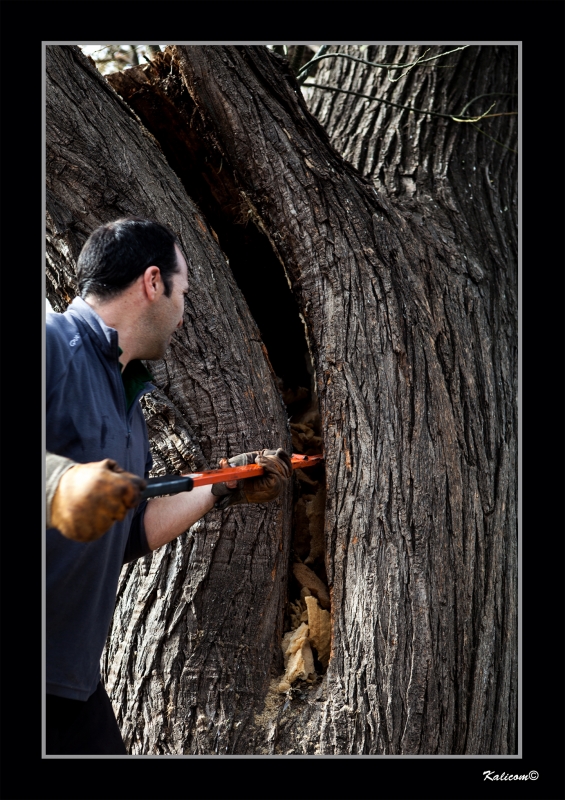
(145, 244, 189, 359)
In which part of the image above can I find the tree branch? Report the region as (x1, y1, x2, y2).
(296, 45, 330, 85)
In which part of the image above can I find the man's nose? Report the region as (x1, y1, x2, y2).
(177, 317, 184, 329)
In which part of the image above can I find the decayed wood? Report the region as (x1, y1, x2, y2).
(46, 45, 292, 755)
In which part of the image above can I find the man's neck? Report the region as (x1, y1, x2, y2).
(83, 294, 136, 370)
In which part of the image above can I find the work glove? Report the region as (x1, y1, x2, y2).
(50, 458, 146, 543)
(211, 448, 292, 509)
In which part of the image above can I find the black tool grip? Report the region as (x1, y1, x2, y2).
(141, 475, 194, 499)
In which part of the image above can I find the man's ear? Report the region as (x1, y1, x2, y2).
(142, 266, 162, 301)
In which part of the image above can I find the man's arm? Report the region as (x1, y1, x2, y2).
(46, 448, 291, 551)
(46, 452, 76, 526)
(143, 449, 293, 551)
(142, 486, 218, 551)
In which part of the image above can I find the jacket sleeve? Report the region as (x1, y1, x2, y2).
(122, 445, 154, 564)
(46, 452, 76, 528)
(122, 500, 152, 563)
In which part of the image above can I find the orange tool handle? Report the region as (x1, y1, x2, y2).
(141, 453, 323, 498)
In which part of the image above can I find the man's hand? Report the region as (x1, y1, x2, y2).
(211, 449, 292, 509)
(50, 459, 146, 543)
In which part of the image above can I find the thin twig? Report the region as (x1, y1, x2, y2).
(304, 82, 518, 126)
(296, 45, 330, 85)
(479, 112, 518, 118)
(296, 45, 470, 83)
(387, 49, 430, 83)
(398, 45, 470, 67)
(451, 102, 496, 122)
(472, 124, 518, 154)
(459, 92, 517, 116)
(303, 82, 493, 122)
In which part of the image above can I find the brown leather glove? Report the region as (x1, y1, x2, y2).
(211, 449, 292, 509)
(50, 459, 146, 543)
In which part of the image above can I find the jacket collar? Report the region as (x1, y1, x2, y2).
(66, 297, 121, 360)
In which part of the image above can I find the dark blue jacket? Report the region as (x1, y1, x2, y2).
(46, 298, 153, 700)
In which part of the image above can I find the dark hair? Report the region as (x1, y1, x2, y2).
(77, 217, 181, 300)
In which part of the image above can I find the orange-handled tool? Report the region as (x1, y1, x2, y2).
(141, 453, 323, 499)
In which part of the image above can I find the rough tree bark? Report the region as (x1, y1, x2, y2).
(46, 45, 293, 755)
(46, 44, 517, 755)
(299, 46, 518, 755)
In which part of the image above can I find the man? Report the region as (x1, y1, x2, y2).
(46, 217, 292, 754)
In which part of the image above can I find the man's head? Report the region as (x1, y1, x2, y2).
(78, 217, 189, 362)
(77, 217, 181, 300)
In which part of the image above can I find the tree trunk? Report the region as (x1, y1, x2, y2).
(46, 44, 517, 755)
(46, 45, 293, 755)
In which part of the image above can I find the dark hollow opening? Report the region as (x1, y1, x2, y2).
(108, 59, 330, 678)
(226, 225, 312, 399)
